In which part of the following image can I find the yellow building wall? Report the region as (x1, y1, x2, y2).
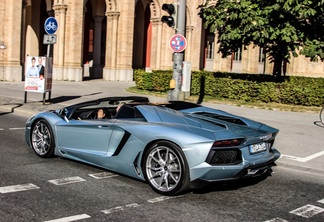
(0, 0, 323, 82)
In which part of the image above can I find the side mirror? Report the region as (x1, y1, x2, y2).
(60, 108, 69, 123)
(61, 108, 68, 116)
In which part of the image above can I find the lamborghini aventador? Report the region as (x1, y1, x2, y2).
(25, 96, 280, 195)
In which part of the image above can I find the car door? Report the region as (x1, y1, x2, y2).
(55, 119, 115, 157)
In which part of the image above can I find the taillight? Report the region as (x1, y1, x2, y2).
(212, 139, 244, 148)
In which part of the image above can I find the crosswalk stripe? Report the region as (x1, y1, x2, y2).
(101, 203, 140, 215)
(147, 196, 178, 203)
(0, 183, 40, 194)
(263, 217, 288, 222)
(48, 176, 86, 185)
(88, 172, 118, 179)
(43, 214, 91, 222)
(289, 204, 324, 218)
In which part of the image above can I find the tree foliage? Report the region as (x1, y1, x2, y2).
(198, 0, 324, 79)
(299, 0, 324, 61)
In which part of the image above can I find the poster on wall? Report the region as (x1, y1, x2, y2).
(24, 56, 52, 93)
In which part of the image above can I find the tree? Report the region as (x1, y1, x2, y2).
(198, 0, 323, 80)
(299, 0, 324, 62)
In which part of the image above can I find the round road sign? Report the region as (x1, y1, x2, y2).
(169, 34, 187, 53)
(44, 17, 58, 35)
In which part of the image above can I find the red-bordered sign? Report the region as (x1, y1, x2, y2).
(169, 34, 187, 53)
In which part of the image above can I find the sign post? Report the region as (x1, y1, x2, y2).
(167, 0, 187, 101)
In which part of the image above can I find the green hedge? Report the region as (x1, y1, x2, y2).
(133, 69, 324, 107)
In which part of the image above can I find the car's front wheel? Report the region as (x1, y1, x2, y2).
(142, 141, 190, 196)
(31, 119, 55, 158)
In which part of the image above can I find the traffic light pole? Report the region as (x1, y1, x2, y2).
(168, 0, 186, 101)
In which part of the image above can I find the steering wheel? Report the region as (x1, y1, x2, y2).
(89, 110, 98, 119)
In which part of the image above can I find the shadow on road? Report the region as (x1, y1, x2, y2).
(0, 103, 23, 116)
(314, 121, 324, 128)
(192, 172, 272, 195)
(0, 111, 12, 116)
(83, 92, 103, 97)
(47, 93, 103, 104)
(48, 96, 81, 104)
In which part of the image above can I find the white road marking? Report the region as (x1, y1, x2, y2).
(289, 204, 324, 218)
(48, 176, 86, 185)
(101, 206, 124, 215)
(9, 127, 25, 130)
(319, 199, 324, 204)
(263, 217, 288, 222)
(88, 172, 118, 179)
(43, 214, 91, 222)
(147, 196, 178, 203)
(125, 203, 140, 208)
(281, 150, 324, 162)
(0, 128, 3, 130)
(101, 203, 140, 214)
(0, 183, 40, 194)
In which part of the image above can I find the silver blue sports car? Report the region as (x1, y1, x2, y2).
(25, 96, 280, 195)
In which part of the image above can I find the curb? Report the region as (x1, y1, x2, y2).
(276, 161, 324, 177)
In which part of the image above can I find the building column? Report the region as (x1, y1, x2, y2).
(103, 11, 119, 81)
(92, 16, 104, 78)
(52, 2, 68, 80)
(112, 1, 135, 81)
(242, 44, 259, 74)
(53, 4, 67, 66)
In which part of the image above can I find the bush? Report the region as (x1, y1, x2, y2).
(134, 70, 324, 107)
(134, 69, 171, 92)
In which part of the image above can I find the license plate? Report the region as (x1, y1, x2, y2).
(249, 142, 267, 154)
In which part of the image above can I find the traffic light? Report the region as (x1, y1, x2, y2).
(161, 3, 177, 28)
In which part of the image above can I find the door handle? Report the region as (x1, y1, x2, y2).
(98, 125, 110, 128)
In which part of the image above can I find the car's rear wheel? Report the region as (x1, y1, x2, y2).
(31, 119, 55, 157)
(142, 141, 190, 196)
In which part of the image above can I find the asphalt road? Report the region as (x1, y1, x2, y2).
(1, 112, 324, 222)
(0, 80, 323, 174)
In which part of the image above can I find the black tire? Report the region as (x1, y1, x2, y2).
(142, 141, 190, 196)
(320, 106, 324, 125)
(31, 119, 55, 157)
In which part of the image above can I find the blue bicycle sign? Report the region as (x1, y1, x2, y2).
(44, 17, 58, 35)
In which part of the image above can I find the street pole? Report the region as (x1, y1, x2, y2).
(0, 42, 6, 80)
(168, 0, 186, 101)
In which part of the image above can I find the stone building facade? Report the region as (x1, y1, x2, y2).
(0, 0, 323, 82)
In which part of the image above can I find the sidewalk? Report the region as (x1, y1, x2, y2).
(0, 80, 323, 177)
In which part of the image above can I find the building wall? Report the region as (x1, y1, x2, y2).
(287, 55, 324, 77)
(0, 0, 323, 82)
(0, 0, 23, 81)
